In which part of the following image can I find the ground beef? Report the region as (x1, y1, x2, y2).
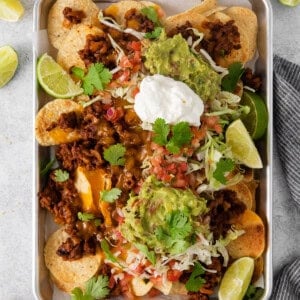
(201, 20, 241, 61)
(63, 7, 85, 24)
(39, 172, 81, 224)
(124, 8, 155, 32)
(46, 112, 79, 131)
(241, 68, 263, 91)
(167, 21, 196, 40)
(208, 190, 246, 239)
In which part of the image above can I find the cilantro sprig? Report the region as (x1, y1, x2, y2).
(100, 239, 123, 268)
(72, 63, 112, 96)
(152, 118, 192, 154)
(100, 188, 122, 203)
(141, 6, 162, 39)
(71, 275, 110, 300)
(54, 169, 69, 182)
(185, 262, 206, 292)
(135, 243, 156, 265)
(77, 212, 101, 226)
(243, 285, 264, 300)
(213, 158, 235, 184)
(103, 144, 126, 166)
(221, 62, 245, 92)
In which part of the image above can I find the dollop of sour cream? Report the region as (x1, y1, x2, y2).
(134, 75, 204, 127)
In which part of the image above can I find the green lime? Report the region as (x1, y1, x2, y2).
(240, 91, 268, 140)
(279, 0, 300, 6)
(37, 53, 83, 98)
(218, 257, 255, 300)
(0, 45, 18, 88)
(0, 0, 24, 22)
(226, 119, 263, 169)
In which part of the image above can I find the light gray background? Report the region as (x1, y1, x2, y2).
(0, 0, 299, 299)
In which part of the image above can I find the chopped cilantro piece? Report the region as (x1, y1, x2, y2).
(141, 6, 159, 24)
(135, 243, 156, 265)
(103, 144, 126, 166)
(40, 158, 56, 177)
(100, 239, 121, 266)
(152, 118, 170, 146)
(54, 169, 69, 182)
(145, 27, 162, 39)
(78, 212, 95, 222)
(72, 63, 112, 96)
(244, 285, 264, 300)
(71, 275, 110, 300)
(221, 62, 245, 92)
(213, 158, 235, 184)
(168, 121, 192, 152)
(100, 188, 122, 203)
(185, 262, 206, 292)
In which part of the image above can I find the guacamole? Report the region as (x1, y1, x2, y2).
(121, 176, 209, 255)
(144, 32, 221, 101)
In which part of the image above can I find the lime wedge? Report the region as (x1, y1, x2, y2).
(279, 0, 300, 6)
(0, 0, 24, 22)
(37, 53, 83, 98)
(219, 257, 255, 300)
(0, 45, 18, 88)
(226, 119, 263, 169)
(240, 91, 268, 140)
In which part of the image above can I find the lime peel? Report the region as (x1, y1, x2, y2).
(279, 0, 300, 7)
(0, 0, 24, 22)
(0, 45, 18, 88)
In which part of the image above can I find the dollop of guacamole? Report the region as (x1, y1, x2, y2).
(144, 32, 221, 101)
(121, 176, 209, 254)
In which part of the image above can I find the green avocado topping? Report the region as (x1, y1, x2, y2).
(144, 32, 221, 101)
(121, 176, 209, 255)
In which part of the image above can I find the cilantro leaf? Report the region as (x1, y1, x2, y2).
(54, 169, 69, 182)
(152, 118, 170, 146)
(71, 276, 109, 300)
(145, 27, 163, 39)
(135, 243, 156, 265)
(141, 6, 159, 24)
(100, 239, 120, 265)
(167, 210, 193, 239)
(40, 158, 56, 177)
(221, 62, 245, 92)
(72, 63, 112, 96)
(185, 262, 206, 292)
(103, 144, 126, 166)
(168, 121, 192, 150)
(244, 285, 264, 300)
(213, 158, 235, 184)
(100, 188, 122, 203)
(78, 212, 95, 222)
(85, 276, 110, 299)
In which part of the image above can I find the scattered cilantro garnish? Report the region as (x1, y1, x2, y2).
(221, 62, 245, 92)
(135, 243, 156, 265)
(213, 158, 235, 184)
(72, 63, 112, 96)
(103, 144, 126, 166)
(152, 118, 192, 154)
(100, 239, 122, 266)
(40, 158, 56, 177)
(54, 169, 69, 182)
(141, 6, 159, 24)
(145, 27, 162, 39)
(71, 275, 110, 300)
(78, 212, 95, 222)
(100, 188, 122, 203)
(243, 285, 264, 300)
(185, 262, 206, 292)
(155, 210, 193, 254)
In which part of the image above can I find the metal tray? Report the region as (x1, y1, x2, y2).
(32, 0, 273, 299)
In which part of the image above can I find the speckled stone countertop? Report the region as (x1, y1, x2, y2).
(0, 0, 299, 299)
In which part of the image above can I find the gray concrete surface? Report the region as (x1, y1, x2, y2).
(0, 0, 299, 299)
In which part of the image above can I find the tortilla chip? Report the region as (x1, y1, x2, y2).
(35, 99, 82, 146)
(56, 24, 103, 72)
(226, 181, 254, 210)
(48, 0, 100, 49)
(216, 7, 258, 67)
(252, 255, 264, 283)
(104, 0, 165, 27)
(44, 227, 102, 293)
(226, 210, 265, 259)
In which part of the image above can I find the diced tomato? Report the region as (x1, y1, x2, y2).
(150, 276, 162, 286)
(109, 275, 116, 289)
(132, 86, 140, 98)
(105, 107, 124, 122)
(120, 56, 133, 69)
(167, 269, 183, 282)
(134, 263, 145, 275)
(118, 69, 131, 82)
(148, 288, 161, 298)
(129, 41, 141, 52)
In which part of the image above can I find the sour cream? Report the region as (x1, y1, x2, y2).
(134, 75, 204, 127)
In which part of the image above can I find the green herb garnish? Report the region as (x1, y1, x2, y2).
(243, 285, 264, 300)
(100, 239, 121, 265)
(213, 158, 235, 184)
(103, 144, 126, 166)
(135, 243, 156, 265)
(54, 169, 69, 182)
(100, 188, 122, 203)
(40, 158, 56, 177)
(77, 212, 95, 222)
(221, 62, 245, 92)
(185, 262, 206, 292)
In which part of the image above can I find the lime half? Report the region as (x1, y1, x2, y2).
(0, 0, 24, 22)
(0, 45, 18, 88)
(226, 119, 263, 169)
(240, 91, 268, 140)
(219, 257, 255, 300)
(37, 53, 83, 98)
(279, 0, 300, 6)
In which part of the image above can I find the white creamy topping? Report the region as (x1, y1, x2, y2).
(134, 75, 204, 126)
